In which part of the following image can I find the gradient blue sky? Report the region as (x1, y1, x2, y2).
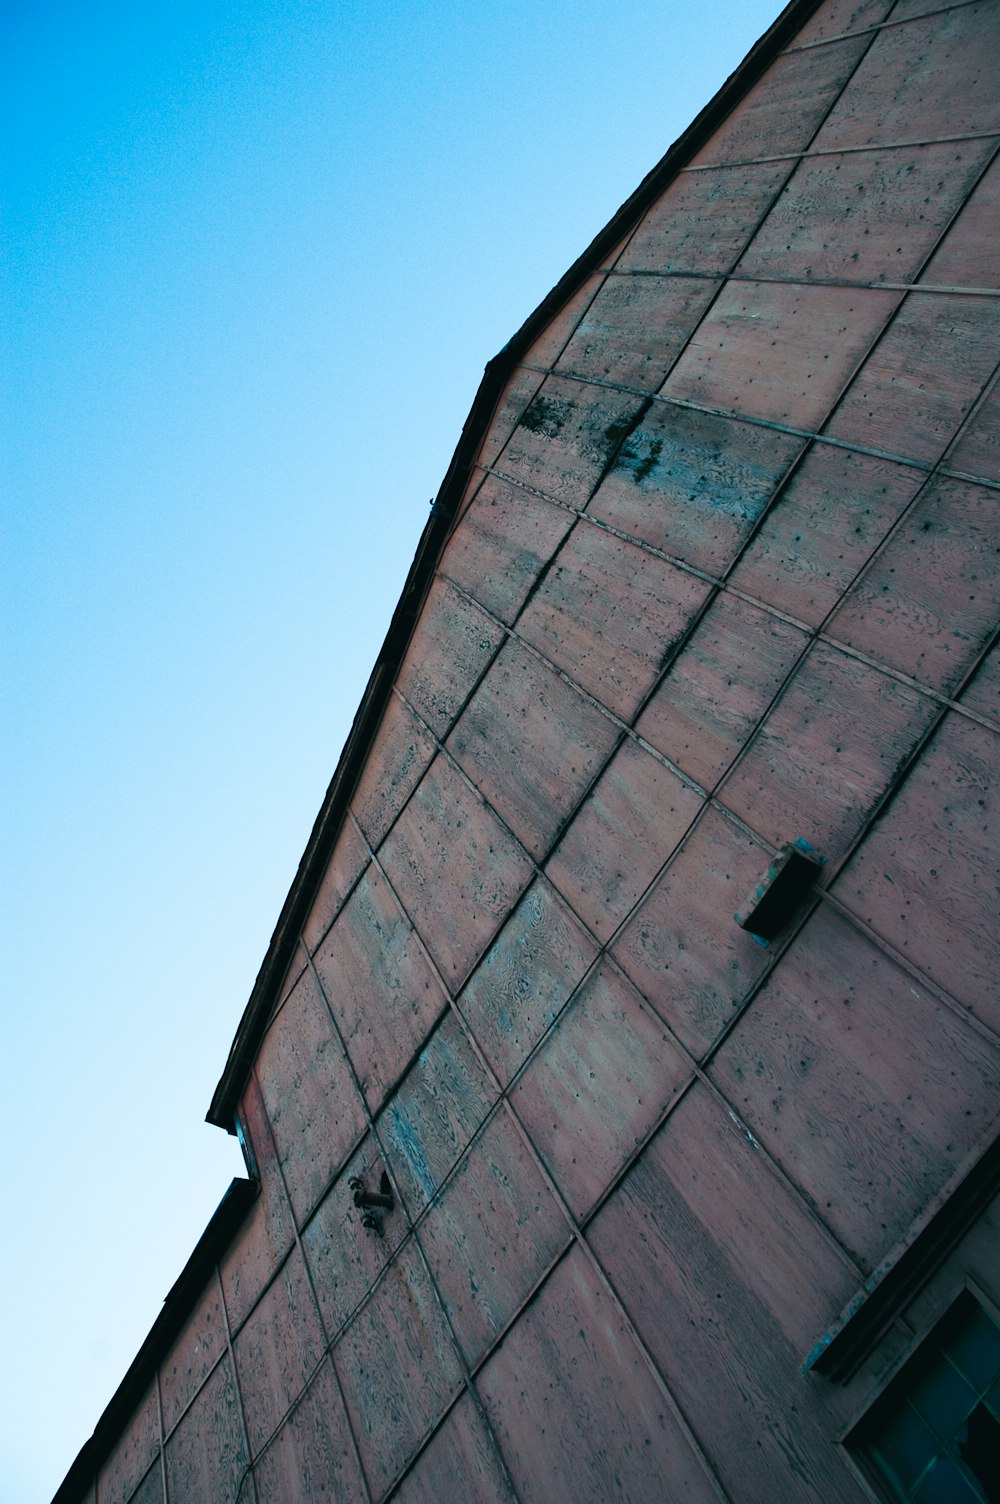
(3, 2, 781, 1497)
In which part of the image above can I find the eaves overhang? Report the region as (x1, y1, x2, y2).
(206, 0, 825, 1133)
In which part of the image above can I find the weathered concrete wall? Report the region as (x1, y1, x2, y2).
(81, 0, 1000, 1498)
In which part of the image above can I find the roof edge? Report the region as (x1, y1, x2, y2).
(207, 0, 823, 1132)
(52, 1177, 259, 1504)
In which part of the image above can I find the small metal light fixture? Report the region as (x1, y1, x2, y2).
(735, 838, 823, 946)
(348, 1171, 395, 1237)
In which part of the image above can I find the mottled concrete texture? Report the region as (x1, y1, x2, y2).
(66, 2, 1000, 1500)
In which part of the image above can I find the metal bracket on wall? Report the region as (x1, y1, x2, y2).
(349, 1171, 395, 1237)
(735, 838, 824, 945)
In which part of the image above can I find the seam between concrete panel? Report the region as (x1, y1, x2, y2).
(159, 1345, 231, 1449)
(154, 1368, 167, 1504)
(435, 558, 1000, 1056)
(706, 688, 1000, 1065)
(385, 679, 875, 1281)
(216, 23, 998, 1479)
(465, 465, 1000, 733)
(338, 679, 994, 1467)
(600, 269, 1000, 299)
(356, 739, 889, 1492)
(681, 129, 1000, 168)
(509, 364, 1000, 497)
(270, 962, 442, 1504)
(246, 973, 370, 1241)
(352, 812, 735, 1504)
(244, 1060, 376, 1504)
(450, 484, 989, 735)
(512, 366, 959, 480)
(811, 135, 1000, 452)
(451, 68, 901, 538)
(299, 846, 376, 960)
(816, 886, 1000, 1053)
(446, 271, 613, 541)
(782, 0, 988, 54)
(569, 15, 890, 494)
(482, 29, 888, 650)
(783, 0, 987, 53)
(215, 1265, 258, 1504)
(298, 941, 522, 1504)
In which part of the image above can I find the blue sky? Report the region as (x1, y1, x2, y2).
(3, 2, 781, 1497)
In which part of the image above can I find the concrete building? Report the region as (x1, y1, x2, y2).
(56, 0, 1000, 1499)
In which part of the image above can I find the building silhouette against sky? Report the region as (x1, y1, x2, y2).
(56, 0, 1000, 1499)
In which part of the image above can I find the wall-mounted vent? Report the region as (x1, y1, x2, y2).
(735, 839, 822, 944)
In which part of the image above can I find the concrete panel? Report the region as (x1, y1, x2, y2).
(637, 592, 808, 788)
(418, 1110, 569, 1367)
(274, 946, 308, 1015)
(517, 522, 711, 721)
(720, 641, 939, 861)
(440, 473, 574, 626)
(379, 1011, 496, 1216)
(301, 816, 369, 955)
(836, 711, 1000, 1032)
(333, 1239, 464, 1495)
(394, 1391, 516, 1504)
(351, 694, 437, 852)
(160, 1279, 227, 1438)
(589, 1084, 864, 1504)
(233, 1244, 325, 1459)
(737, 141, 993, 284)
(947, 379, 1000, 486)
(476, 1246, 719, 1504)
(495, 375, 647, 505)
(662, 281, 900, 431)
(378, 754, 534, 989)
(889, 0, 991, 17)
(164, 1353, 249, 1504)
(257, 967, 367, 1225)
(827, 476, 1000, 694)
(457, 879, 599, 1087)
(554, 273, 721, 390)
(446, 636, 619, 861)
(313, 866, 447, 1112)
(616, 161, 791, 276)
(301, 1135, 406, 1344)
(588, 399, 804, 574)
(923, 150, 1000, 290)
(813, 1, 1000, 151)
(959, 639, 1000, 723)
(223, 1073, 296, 1333)
(826, 293, 1000, 466)
(521, 274, 605, 372)
(710, 906, 1000, 1270)
(690, 34, 869, 166)
(793, 0, 893, 46)
(396, 580, 505, 740)
(612, 806, 776, 1059)
(729, 442, 925, 627)
(511, 959, 691, 1219)
(252, 1358, 366, 1504)
(478, 365, 544, 470)
(96, 1382, 159, 1504)
(126, 1464, 164, 1504)
(545, 735, 704, 941)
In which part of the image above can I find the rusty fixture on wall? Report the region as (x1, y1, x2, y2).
(349, 1170, 395, 1237)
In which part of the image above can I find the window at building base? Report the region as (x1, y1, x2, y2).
(847, 1289, 1000, 1503)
